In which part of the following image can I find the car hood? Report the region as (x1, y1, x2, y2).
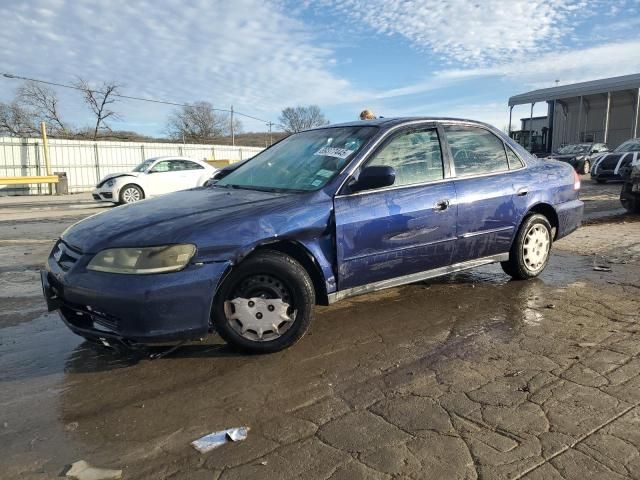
(62, 187, 330, 258)
(97, 172, 140, 187)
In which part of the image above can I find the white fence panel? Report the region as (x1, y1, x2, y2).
(0, 137, 263, 195)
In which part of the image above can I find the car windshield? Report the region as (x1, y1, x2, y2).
(615, 140, 640, 153)
(132, 159, 156, 172)
(216, 126, 378, 192)
(557, 144, 590, 154)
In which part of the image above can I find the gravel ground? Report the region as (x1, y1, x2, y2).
(1, 179, 639, 479)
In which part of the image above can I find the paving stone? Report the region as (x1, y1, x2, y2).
(360, 442, 422, 475)
(550, 447, 629, 480)
(260, 415, 317, 445)
(406, 431, 476, 479)
(318, 410, 410, 453)
(467, 380, 528, 407)
(327, 459, 390, 480)
(219, 438, 349, 480)
(370, 395, 453, 435)
(293, 396, 351, 426)
(481, 401, 549, 436)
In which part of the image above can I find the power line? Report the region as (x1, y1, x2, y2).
(1, 72, 272, 124)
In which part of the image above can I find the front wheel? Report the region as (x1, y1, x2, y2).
(119, 184, 144, 204)
(213, 251, 315, 353)
(501, 214, 552, 280)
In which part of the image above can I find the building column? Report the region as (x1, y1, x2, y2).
(577, 96, 583, 143)
(634, 88, 640, 138)
(547, 100, 555, 154)
(604, 91, 611, 144)
(508, 106, 513, 136)
(529, 102, 535, 151)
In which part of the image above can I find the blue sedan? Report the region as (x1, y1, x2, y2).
(42, 118, 583, 353)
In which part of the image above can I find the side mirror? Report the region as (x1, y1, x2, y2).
(351, 166, 395, 192)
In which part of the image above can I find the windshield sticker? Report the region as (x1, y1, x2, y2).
(314, 147, 355, 159)
(316, 169, 333, 178)
(310, 179, 323, 187)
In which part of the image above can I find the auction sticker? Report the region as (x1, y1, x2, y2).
(314, 147, 355, 159)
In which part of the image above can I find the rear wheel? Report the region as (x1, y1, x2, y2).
(119, 184, 144, 204)
(213, 251, 315, 353)
(501, 214, 552, 280)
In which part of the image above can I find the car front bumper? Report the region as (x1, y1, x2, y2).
(42, 254, 230, 345)
(92, 187, 117, 202)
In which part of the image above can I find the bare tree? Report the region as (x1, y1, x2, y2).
(17, 81, 67, 134)
(75, 78, 121, 140)
(0, 101, 38, 136)
(278, 105, 329, 133)
(165, 101, 242, 142)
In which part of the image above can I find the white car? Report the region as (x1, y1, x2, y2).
(92, 156, 217, 204)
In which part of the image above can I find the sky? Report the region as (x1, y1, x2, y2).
(2, 0, 640, 137)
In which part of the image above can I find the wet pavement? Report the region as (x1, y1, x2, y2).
(1, 180, 639, 479)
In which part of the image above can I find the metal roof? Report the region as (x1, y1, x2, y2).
(508, 73, 640, 106)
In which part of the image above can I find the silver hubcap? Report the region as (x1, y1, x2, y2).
(122, 187, 141, 203)
(523, 224, 550, 271)
(224, 297, 294, 342)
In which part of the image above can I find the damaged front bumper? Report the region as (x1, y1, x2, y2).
(41, 253, 230, 346)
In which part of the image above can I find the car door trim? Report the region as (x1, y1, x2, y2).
(459, 225, 514, 239)
(342, 236, 457, 262)
(328, 252, 509, 303)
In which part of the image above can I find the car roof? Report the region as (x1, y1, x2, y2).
(146, 156, 204, 162)
(311, 116, 499, 132)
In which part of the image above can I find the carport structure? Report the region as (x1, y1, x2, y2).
(508, 74, 640, 153)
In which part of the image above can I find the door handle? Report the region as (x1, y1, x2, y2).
(516, 187, 529, 196)
(434, 199, 450, 212)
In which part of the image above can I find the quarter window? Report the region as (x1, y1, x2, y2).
(367, 129, 444, 187)
(445, 126, 510, 177)
(505, 144, 524, 169)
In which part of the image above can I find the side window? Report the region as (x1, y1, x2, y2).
(445, 126, 510, 177)
(184, 161, 204, 170)
(505, 144, 524, 169)
(367, 129, 444, 187)
(151, 160, 171, 173)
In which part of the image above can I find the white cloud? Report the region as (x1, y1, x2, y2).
(319, 0, 596, 64)
(0, 0, 364, 131)
(437, 40, 640, 88)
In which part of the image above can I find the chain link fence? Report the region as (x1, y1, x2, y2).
(0, 137, 263, 195)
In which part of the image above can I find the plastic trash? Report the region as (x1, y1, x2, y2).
(65, 460, 122, 480)
(191, 427, 249, 453)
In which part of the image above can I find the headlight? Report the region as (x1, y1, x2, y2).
(106, 179, 115, 187)
(87, 244, 196, 274)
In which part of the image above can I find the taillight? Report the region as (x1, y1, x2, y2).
(573, 170, 581, 190)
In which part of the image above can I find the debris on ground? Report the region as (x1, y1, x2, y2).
(65, 460, 122, 480)
(191, 427, 249, 453)
(577, 342, 597, 348)
(545, 304, 556, 309)
(593, 265, 612, 272)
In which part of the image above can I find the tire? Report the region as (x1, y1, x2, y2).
(213, 250, 315, 353)
(501, 213, 553, 280)
(119, 184, 144, 204)
(580, 160, 590, 175)
(620, 183, 640, 214)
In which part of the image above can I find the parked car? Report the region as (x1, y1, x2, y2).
(620, 161, 640, 214)
(591, 138, 640, 183)
(92, 156, 216, 204)
(546, 143, 609, 174)
(42, 118, 583, 353)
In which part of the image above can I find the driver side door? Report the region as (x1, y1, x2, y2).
(334, 126, 458, 291)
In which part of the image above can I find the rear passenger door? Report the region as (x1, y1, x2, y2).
(443, 125, 525, 264)
(334, 126, 458, 290)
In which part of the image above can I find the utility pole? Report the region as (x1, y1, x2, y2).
(267, 122, 274, 145)
(230, 105, 235, 146)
